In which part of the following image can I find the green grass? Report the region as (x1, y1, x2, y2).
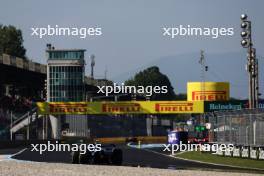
(176, 151, 264, 170)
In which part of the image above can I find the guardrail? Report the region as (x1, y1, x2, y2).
(214, 144, 264, 160)
(95, 136, 167, 144)
(12, 107, 37, 125)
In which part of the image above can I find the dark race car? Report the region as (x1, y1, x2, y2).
(71, 144, 123, 165)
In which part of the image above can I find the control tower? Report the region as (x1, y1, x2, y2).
(46, 44, 87, 139)
(46, 44, 85, 102)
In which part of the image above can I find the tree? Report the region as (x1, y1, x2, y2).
(0, 25, 26, 59)
(175, 93, 187, 100)
(125, 66, 176, 100)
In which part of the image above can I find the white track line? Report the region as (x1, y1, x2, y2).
(0, 148, 27, 161)
(127, 143, 264, 171)
(142, 147, 264, 171)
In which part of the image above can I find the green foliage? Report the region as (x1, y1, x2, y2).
(229, 97, 241, 101)
(0, 25, 26, 59)
(125, 66, 176, 100)
(175, 93, 187, 100)
(177, 151, 264, 170)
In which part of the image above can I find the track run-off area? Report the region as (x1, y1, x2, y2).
(0, 144, 263, 176)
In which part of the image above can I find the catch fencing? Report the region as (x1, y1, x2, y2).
(209, 109, 264, 146)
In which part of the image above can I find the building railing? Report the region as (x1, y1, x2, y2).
(0, 53, 46, 74)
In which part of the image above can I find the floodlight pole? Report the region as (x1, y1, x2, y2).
(241, 14, 259, 109)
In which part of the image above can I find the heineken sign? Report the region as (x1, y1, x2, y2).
(204, 100, 264, 112)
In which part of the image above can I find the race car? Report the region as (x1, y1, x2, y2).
(71, 144, 123, 165)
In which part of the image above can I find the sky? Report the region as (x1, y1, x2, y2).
(0, 0, 264, 97)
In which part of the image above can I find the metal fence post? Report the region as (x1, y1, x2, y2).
(249, 113, 252, 145)
(229, 115, 232, 143)
(10, 111, 13, 141)
(27, 112, 30, 140)
(215, 109, 264, 147)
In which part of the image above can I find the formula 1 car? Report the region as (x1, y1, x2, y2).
(71, 144, 123, 165)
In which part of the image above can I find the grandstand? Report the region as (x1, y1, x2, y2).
(0, 52, 106, 140)
(0, 50, 176, 141)
(0, 54, 46, 139)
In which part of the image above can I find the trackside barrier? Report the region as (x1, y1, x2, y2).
(36, 101, 204, 115)
(214, 144, 264, 160)
(233, 146, 241, 157)
(259, 147, 264, 160)
(241, 146, 250, 158)
(224, 147, 232, 157)
(215, 146, 224, 156)
(0, 140, 62, 149)
(95, 136, 167, 144)
(250, 147, 258, 159)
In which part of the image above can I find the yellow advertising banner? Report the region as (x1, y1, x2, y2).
(36, 101, 204, 115)
(187, 82, 230, 101)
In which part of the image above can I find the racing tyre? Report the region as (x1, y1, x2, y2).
(111, 149, 123, 165)
(71, 151, 79, 164)
(79, 151, 92, 164)
(92, 151, 104, 164)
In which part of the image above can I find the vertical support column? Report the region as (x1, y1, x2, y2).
(145, 96, 152, 136)
(27, 112, 30, 140)
(10, 111, 13, 141)
(49, 115, 61, 139)
(229, 115, 232, 143)
(249, 113, 253, 145)
(46, 115, 48, 139)
(42, 115, 46, 140)
(224, 114, 226, 142)
(5, 84, 11, 96)
(146, 117, 152, 136)
(47, 65, 50, 102)
(254, 57, 259, 108)
(253, 119, 256, 145)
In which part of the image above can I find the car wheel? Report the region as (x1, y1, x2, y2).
(111, 149, 123, 165)
(79, 151, 92, 164)
(71, 151, 79, 164)
(92, 151, 103, 164)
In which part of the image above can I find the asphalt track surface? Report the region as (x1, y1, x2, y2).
(6, 144, 263, 174)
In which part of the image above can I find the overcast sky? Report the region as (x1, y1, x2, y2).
(0, 0, 263, 92)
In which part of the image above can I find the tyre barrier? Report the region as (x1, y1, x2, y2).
(232, 146, 241, 157)
(241, 146, 249, 158)
(259, 147, 264, 160)
(250, 147, 258, 159)
(224, 148, 232, 157)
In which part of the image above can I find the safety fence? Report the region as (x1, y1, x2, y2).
(211, 109, 264, 146)
(209, 109, 264, 160)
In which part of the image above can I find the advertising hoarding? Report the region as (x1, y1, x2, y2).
(37, 101, 204, 115)
(204, 100, 264, 112)
(187, 82, 230, 101)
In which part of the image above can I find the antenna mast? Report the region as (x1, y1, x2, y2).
(90, 55, 95, 79)
(199, 50, 205, 100)
(104, 66, 108, 80)
(199, 50, 208, 100)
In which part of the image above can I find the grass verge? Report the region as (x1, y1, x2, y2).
(176, 151, 264, 170)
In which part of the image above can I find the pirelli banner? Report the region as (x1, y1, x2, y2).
(187, 82, 230, 101)
(37, 101, 204, 115)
